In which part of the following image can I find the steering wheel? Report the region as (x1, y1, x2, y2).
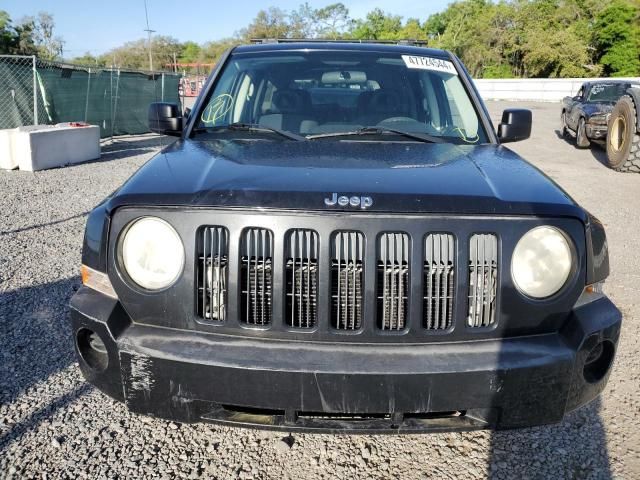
(377, 117, 418, 125)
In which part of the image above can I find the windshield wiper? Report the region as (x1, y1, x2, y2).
(196, 122, 306, 141)
(306, 126, 445, 143)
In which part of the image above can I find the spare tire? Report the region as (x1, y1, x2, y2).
(606, 95, 640, 172)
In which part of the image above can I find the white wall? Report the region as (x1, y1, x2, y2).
(474, 77, 640, 102)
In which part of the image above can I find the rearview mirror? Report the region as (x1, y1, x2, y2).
(497, 108, 532, 143)
(148, 102, 183, 136)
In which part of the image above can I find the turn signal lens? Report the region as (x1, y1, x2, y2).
(81, 265, 118, 299)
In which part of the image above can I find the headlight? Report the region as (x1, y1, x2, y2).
(511, 226, 573, 298)
(120, 217, 184, 290)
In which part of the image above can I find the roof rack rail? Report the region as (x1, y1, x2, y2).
(249, 38, 430, 46)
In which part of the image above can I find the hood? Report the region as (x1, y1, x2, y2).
(107, 138, 585, 219)
(583, 103, 614, 116)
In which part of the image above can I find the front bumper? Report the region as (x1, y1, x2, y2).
(70, 287, 621, 433)
(586, 122, 608, 140)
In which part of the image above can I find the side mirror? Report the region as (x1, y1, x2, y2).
(148, 102, 183, 136)
(497, 108, 532, 143)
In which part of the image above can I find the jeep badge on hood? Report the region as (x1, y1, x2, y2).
(324, 193, 373, 209)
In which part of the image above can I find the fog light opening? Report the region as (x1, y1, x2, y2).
(583, 340, 614, 384)
(77, 328, 108, 372)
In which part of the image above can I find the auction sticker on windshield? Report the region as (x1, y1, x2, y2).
(401, 55, 458, 75)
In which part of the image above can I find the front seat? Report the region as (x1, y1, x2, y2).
(357, 89, 409, 126)
(259, 89, 317, 134)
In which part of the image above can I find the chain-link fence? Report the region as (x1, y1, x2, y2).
(0, 55, 182, 138)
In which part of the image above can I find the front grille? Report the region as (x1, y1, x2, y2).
(197, 227, 228, 322)
(285, 229, 319, 328)
(240, 228, 274, 326)
(331, 231, 364, 330)
(467, 234, 498, 327)
(192, 218, 507, 336)
(424, 233, 455, 330)
(377, 233, 409, 330)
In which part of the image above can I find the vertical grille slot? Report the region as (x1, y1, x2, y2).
(377, 233, 409, 331)
(468, 234, 498, 327)
(424, 234, 455, 330)
(285, 229, 319, 328)
(197, 227, 229, 322)
(331, 231, 364, 330)
(240, 228, 274, 326)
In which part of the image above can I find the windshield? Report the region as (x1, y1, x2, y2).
(587, 84, 625, 102)
(196, 50, 488, 144)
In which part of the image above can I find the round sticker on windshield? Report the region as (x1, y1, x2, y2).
(201, 94, 234, 125)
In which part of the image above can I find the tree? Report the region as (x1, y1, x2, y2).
(0, 10, 37, 55)
(102, 35, 183, 70)
(352, 8, 403, 40)
(70, 52, 106, 67)
(13, 20, 37, 55)
(422, 0, 617, 78)
(289, 2, 317, 38)
(239, 7, 290, 40)
(15, 0, 633, 78)
(315, 3, 352, 39)
(424, 12, 447, 41)
(595, 0, 640, 76)
(179, 41, 202, 63)
(23, 12, 64, 60)
(398, 18, 428, 40)
(0, 10, 13, 53)
(200, 38, 239, 65)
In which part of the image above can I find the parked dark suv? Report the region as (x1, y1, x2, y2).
(561, 80, 640, 148)
(70, 41, 621, 433)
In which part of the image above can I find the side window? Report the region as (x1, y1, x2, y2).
(200, 63, 238, 127)
(576, 86, 585, 100)
(232, 73, 254, 123)
(420, 71, 481, 141)
(420, 73, 442, 128)
(442, 75, 479, 139)
(260, 81, 277, 115)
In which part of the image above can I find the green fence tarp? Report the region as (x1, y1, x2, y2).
(0, 57, 35, 129)
(0, 56, 181, 138)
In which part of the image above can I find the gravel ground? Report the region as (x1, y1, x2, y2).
(1, 103, 639, 479)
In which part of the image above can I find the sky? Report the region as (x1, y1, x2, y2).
(1, 0, 449, 57)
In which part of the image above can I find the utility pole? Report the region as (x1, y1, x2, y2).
(173, 52, 177, 73)
(143, 0, 155, 71)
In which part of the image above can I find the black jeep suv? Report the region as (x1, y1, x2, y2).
(70, 41, 621, 433)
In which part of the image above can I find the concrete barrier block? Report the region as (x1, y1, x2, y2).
(0, 128, 18, 170)
(13, 124, 101, 172)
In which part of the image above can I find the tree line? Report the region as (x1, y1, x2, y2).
(2, 1, 639, 77)
(0, 11, 64, 60)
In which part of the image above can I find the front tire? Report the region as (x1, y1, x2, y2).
(576, 117, 590, 148)
(560, 111, 568, 137)
(606, 95, 640, 173)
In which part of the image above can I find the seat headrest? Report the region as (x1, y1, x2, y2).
(367, 90, 405, 113)
(272, 89, 311, 113)
(357, 91, 373, 111)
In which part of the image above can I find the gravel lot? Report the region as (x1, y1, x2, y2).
(1, 102, 639, 479)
